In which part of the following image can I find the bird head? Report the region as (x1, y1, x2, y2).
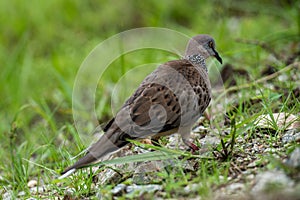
(185, 34, 222, 64)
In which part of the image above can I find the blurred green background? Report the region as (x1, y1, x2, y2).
(0, 0, 299, 195)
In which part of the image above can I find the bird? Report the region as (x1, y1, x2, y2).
(61, 34, 222, 177)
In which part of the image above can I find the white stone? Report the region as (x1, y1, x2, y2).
(27, 180, 38, 188)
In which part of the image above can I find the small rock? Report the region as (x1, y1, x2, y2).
(18, 191, 25, 196)
(214, 183, 248, 200)
(242, 170, 252, 175)
(183, 183, 201, 193)
(278, 74, 289, 82)
(199, 135, 220, 148)
(236, 137, 244, 143)
(247, 161, 259, 168)
(27, 180, 37, 188)
(182, 160, 196, 171)
(282, 129, 300, 143)
(3, 191, 13, 200)
(134, 161, 161, 173)
(284, 129, 298, 135)
(132, 161, 164, 184)
(286, 147, 300, 169)
(133, 146, 151, 154)
(192, 125, 209, 133)
(97, 168, 122, 185)
(264, 148, 277, 153)
(294, 132, 300, 142)
(252, 143, 260, 152)
(126, 184, 162, 195)
(219, 175, 225, 181)
(282, 134, 295, 144)
(64, 188, 75, 196)
(30, 186, 45, 194)
(111, 184, 126, 195)
(226, 183, 245, 193)
(251, 170, 294, 196)
(166, 134, 183, 149)
(247, 174, 255, 180)
(236, 157, 244, 163)
(133, 173, 157, 185)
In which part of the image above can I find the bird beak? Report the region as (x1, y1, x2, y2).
(213, 49, 222, 64)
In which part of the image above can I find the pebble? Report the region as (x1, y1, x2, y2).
(199, 135, 220, 148)
(64, 188, 76, 196)
(133, 146, 151, 154)
(264, 148, 276, 153)
(247, 161, 259, 168)
(30, 186, 45, 194)
(236, 157, 244, 163)
(126, 184, 162, 195)
(18, 191, 26, 196)
(192, 125, 208, 133)
(27, 180, 37, 188)
(219, 175, 225, 181)
(166, 134, 183, 149)
(252, 143, 260, 152)
(251, 170, 294, 195)
(97, 168, 122, 185)
(226, 183, 245, 192)
(183, 183, 201, 193)
(132, 161, 165, 184)
(3, 191, 13, 200)
(286, 147, 300, 168)
(134, 161, 161, 173)
(282, 129, 300, 144)
(111, 184, 126, 195)
(246, 174, 255, 181)
(295, 132, 300, 142)
(278, 74, 289, 82)
(282, 133, 295, 144)
(236, 137, 244, 143)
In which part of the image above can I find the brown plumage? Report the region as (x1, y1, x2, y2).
(61, 34, 222, 177)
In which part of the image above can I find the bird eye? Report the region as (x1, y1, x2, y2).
(209, 41, 214, 48)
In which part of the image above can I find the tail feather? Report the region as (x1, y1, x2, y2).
(61, 127, 128, 176)
(61, 153, 97, 175)
(58, 168, 76, 179)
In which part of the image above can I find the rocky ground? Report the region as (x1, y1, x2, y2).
(5, 121, 299, 199)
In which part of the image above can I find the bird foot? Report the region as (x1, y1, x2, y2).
(183, 139, 199, 153)
(188, 142, 199, 154)
(204, 111, 211, 121)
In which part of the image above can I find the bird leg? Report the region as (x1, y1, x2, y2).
(180, 127, 199, 153)
(203, 111, 211, 121)
(182, 138, 199, 153)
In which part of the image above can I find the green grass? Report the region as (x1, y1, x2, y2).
(1, 0, 300, 199)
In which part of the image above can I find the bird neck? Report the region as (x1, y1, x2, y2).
(186, 54, 207, 72)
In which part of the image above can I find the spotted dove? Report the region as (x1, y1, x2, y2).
(61, 34, 222, 177)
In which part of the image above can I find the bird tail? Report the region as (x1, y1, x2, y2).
(60, 125, 128, 177)
(60, 151, 100, 176)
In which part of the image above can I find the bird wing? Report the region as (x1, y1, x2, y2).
(105, 59, 208, 139)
